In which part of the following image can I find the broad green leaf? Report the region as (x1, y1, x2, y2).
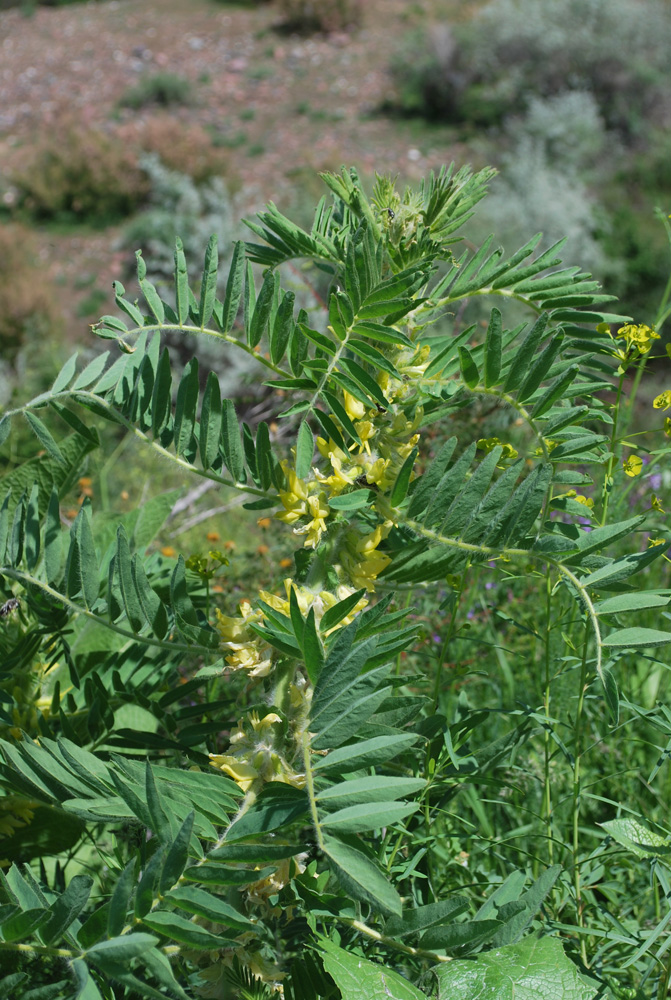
(600, 816, 671, 859)
(322, 835, 401, 917)
(431, 934, 604, 999)
(70, 959, 104, 1000)
(320, 937, 424, 1000)
(602, 628, 671, 649)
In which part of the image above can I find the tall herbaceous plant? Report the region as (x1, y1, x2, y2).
(0, 165, 670, 999)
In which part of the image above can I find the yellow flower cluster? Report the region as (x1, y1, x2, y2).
(274, 392, 421, 558)
(209, 711, 305, 793)
(477, 437, 519, 462)
(215, 601, 272, 679)
(340, 520, 394, 591)
(260, 578, 368, 634)
(601, 322, 660, 369)
(654, 390, 671, 411)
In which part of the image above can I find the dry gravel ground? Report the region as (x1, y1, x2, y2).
(0, 0, 474, 340)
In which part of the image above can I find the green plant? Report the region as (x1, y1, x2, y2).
(1, 163, 671, 998)
(277, 0, 363, 33)
(120, 72, 195, 111)
(10, 121, 150, 223)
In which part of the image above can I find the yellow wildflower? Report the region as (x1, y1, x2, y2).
(651, 494, 665, 513)
(574, 494, 594, 508)
(617, 323, 659, 353)
(623, 455, 643, 477)
(343, 390, 366, 421)
(654, 391, 671, 411)
(648, 537, 667, 548)
(665, 418, 671, 438)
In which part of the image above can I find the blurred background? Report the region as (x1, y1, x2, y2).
(0, 0, 669, 552)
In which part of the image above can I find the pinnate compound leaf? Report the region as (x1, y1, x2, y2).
(322, 835, 401, 916)
(320, 936, 423, 999)
(431, 935, 604, 1000)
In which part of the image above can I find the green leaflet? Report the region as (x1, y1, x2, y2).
(322, 835, 402, 917)
(602, 627, 671, 649)
(312, 733, 418, 774)
(221, 240, 245, 333)
(200, 371, 223, 472)
(483, 307, 502, 386)
(24, 412, 65, 466)
(319, 800, 418, 833)
(198, 234, 218, 328)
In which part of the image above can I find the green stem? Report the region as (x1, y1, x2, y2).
(301, 728, 325, 851)
(571, 619, 591, 966)
(600, 371, 625, 526)
(336, 916, 453, 963)
(542, 567, 554, 867)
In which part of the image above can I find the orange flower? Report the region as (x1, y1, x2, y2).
(161, 546, 177, 558)
(279, 557, 293, 569)
(206, 531, 220, 542)
(257, 544, 269, 556)
(258, 517, 271, 529)
(120, 490, 130, 501)
(224, 540, 236, 551)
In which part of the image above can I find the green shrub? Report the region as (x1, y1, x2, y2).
(391, 0, 671, 134)
(277, 0, 363, 33)
(120, 71, 195, 110)
(11, 121, 149, 223)
(0, 223, 60, 356)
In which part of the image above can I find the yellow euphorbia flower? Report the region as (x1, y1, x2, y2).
(654, 391, 671, 411)
(623, 455, 643, 477)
